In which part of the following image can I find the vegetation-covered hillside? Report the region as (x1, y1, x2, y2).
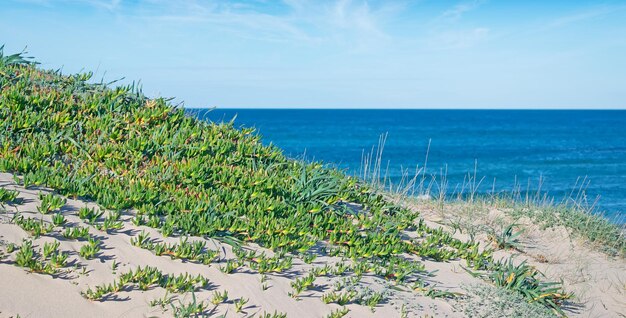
(0, 47, 574, 316)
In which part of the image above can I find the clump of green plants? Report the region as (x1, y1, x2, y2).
(79, 237, 101, 260)
(489, 223, 524, 250)
(234, 297, 249, 313)
(97, 210, 123, 232)
(219, 259, 243, 274)
(210, 290, 228, 305)
(13, 239, 67, 274)
(148, 291, 173, 310)
(0, 188, 19, 202)
(51, 212, 66, 226)
(311, 264, 333, 277)
(233, 247, 293, 273)
(289, 272, 316, 298)
(5, 242, 17, 253)
(78, 206, 104, 224)
(170, 293, 207, 318)
(325, 307, 350, 318)
(258, 311, 287, 318)
(301, 252, 317, 264)
(457, 283, 558, 318)
(0, 188, 19, 210)
(82, 266, 210, 300)
(13, 213, 54, 238)
(332, 262, 350, 276)
(131, 232, 219, 264)
(37, 193, 66, 214)
(321, 290, 358, 306)
(467, 258, 572, 316)
(62, 226, 91, 240)
(356, 289, 386, 311)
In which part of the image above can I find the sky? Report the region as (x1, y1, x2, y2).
(1, 0, 626, 109)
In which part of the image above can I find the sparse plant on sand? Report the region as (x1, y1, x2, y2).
(467, 258, 572, 316)
(289, 272, 316, 298)
(62, 226, 90, 240)
(82, 266, 210, 301)
(0, 188, 19, 211)
(325, 307, 350, 318)
(79, 237, 101, 260)
(489, 223, 524, 250)
(219, 259, 242, 274)
(170, 293, 207, 318)
(234, 297, 249, 313)
(13, 213, 54, 238)
(78, 207, 104, 224)
(37, 193, 66, 215)
(321, 290, 358, 306)
(258, 311, 287, 318)
(14, 239, 66, 274)
(51, 212, 66, 226)
(210, 290, 228, 306)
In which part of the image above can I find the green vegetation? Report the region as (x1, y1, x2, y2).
(79, 237, 101, 260)
(321, 290, 357, 305)
(234, 297, 249, 313)
(62, 226, 90, 240)
(259, 311, 287, 318)
(489, 223, 524, 250)
(78, 206, 103, 223)
(170, 293, 207, 318)
(0, 48, 576, 314)
(210, 290, 228, 306)
(0, 188, 19, 206)
(233, 246, 293, 273)
(13, 239, 67, 274)
(37, 192, 66, 214)
(82, 266, 210, 300)
(289, 272, 317, 298)
(51, 212, 66, 226)
(130, 231, 218, 264)
(13, 212, 54, 238)
(465, 258, 572, 315)
(325, 307, 350, 318)
(97, 210, 123, 232)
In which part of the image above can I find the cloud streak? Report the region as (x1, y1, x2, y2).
(548, 4, 626, 28)
(439, 0, 485, 22)
(50, 0, 401, 47)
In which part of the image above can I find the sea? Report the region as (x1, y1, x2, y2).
(189, 109, 626, 222)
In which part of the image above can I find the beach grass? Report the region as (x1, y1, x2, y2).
(360, 133, 625, 258)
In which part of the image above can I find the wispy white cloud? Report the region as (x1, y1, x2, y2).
(439, 0, 486, 22)
(427, 0, 490, 50)
(49, 0, 402, 47)
(548, 4, 626, 28)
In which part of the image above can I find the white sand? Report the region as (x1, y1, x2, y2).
(412, 199, 626, 317)
(0, 173, 472, 317)
(2, 172, 624, 317)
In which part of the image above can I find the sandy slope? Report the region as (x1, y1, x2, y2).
(412, 200, 626, 318)
(1, 172, 624, 317)
(0, 173, 476, 318)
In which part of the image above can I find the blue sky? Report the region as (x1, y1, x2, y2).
(2, 0, 626, 108)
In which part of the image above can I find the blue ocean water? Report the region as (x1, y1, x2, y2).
(189, 109, 626, 221)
